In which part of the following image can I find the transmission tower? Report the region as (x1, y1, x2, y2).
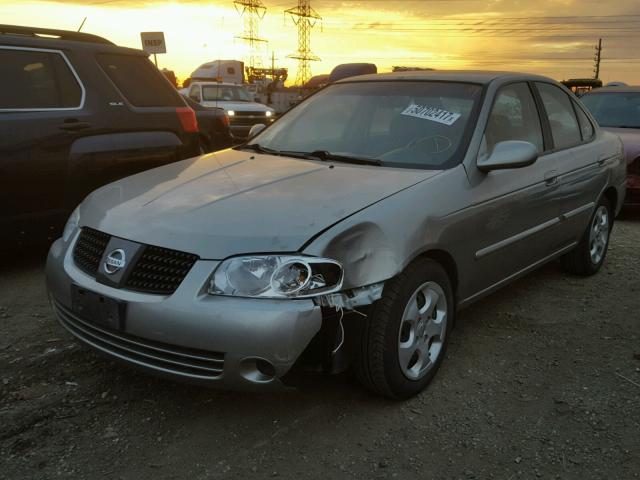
(286, 0, 321, 87)
(234, 0, 267, 70)
(593, 38, 603, 79)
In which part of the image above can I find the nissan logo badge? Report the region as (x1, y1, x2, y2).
(104, 249, 126, 275)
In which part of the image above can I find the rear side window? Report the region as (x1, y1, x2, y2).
(485, 82, 544, 153)
(573, 102, 594, 140)
(0, 48, 82, 110)
(97, 53, 182, 107)
(536, 83, 582, 149)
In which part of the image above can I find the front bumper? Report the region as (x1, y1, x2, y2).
(45, 233, 322, 390)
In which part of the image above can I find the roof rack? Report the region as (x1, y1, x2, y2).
(0, 24, 114, 45)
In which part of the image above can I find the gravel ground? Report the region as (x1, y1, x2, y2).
(1, 216, 639, 480)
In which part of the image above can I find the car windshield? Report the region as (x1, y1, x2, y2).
(581, 92, 640, 128)
(202, 85, 253, 102)
(250, 81, 482, 170)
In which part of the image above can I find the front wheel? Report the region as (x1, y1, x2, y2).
(354, 258, 454, 399)
(561, 197, 612, 276)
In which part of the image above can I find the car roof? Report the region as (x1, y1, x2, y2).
(335, 70, 556, 85)
(583, 86, 640, 94)
(0, 24, 146, 56)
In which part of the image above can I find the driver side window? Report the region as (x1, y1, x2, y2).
(486, 83, 544, 153)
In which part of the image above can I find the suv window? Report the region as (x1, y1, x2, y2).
(97, 53, 182, 107)
(188, 85, 201, 102)
(573, 101, 594, 140)
(485, 82, 544, 152)
(536, 83, 582, 149)
(0, 48, 82, 109)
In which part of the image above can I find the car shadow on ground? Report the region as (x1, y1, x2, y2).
(0, 245, 49, 274)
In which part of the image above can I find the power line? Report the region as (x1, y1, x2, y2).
(285, 0, 322, 86)
(234, 0, 268, 69)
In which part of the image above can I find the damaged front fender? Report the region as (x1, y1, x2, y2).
(307, 221, 402, 291)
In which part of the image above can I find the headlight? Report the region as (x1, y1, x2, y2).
(62, 206, 80, 242)
(265, 111, 273, 117)
(227, 110, 235, 117)
(209, 255, 343, 299)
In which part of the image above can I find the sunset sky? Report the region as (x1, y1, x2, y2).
(2, 0, 640, 85)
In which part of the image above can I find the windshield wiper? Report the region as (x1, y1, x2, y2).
(237, 143, 281, 155)
(611, 125, 640, 129)
(285, 150, 383, 166)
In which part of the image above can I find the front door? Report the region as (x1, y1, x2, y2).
(459, 82, 565, 301)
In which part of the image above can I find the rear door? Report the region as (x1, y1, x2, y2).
(0, 45, 85, 244)
(65, 52, 199, 202)
(533, 82, 605, 246)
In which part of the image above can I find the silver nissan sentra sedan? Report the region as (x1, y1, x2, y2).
(46, 71, 626, 399)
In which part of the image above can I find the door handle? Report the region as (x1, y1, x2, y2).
(598, 155, 608, 166)
(59, 120, 91, 131)
(544, 170, 558, 186)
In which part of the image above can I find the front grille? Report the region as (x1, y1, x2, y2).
(73, 227, 110, 275)
(125, 245, 199, 295)
(232, 117, 268, 126)
(72, 228, 198, 295)
(233, 111, 267, 117)
(53, 299, 224, 380)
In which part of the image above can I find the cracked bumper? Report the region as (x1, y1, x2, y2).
(45, 234, 323, 390)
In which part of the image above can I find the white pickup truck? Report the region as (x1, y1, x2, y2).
(184, 82, 275, 141)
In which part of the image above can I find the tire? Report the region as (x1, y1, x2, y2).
(197, 136, 211, 154)
(354, 258, 454, 399)
(561, 197, 612, 276)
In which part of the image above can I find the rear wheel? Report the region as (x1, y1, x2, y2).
(197, 136, 211, 154)
(354, 258, 454, 399)
(561, 197, 611, 276)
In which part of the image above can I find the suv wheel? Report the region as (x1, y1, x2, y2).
(355, 258, 454, 399)
(561, 197, 612, 276)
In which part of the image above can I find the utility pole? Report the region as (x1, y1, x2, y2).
(234, 0, 267, 70)
(593, 38, 603, 80)
(286, 0, 321, 87)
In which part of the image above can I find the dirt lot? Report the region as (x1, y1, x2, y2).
(1, 217, 639, 480)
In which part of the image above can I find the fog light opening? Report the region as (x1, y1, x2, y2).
(256, 359, 276, 378)
(239, 357, 277, 383)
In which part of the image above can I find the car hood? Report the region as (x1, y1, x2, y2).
(81, 150, 440, 259)
(200, 100, 271, 112)
(602, 127, 640, 164)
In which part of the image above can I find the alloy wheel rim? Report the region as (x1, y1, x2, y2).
(589, 206, 609, 265)
(397, 281, 448, 381)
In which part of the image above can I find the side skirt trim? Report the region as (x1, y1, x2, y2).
(459, 242, 577, 309)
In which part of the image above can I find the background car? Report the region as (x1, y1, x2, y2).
(581, 86, 640, 207)
(184, 81, 275, 141)
(46, 71, 626, 399)
(181, 95, 233, 153)
(0, 24, 200, 247)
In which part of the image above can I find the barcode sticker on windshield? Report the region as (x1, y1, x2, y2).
(400, 104, 461, 126)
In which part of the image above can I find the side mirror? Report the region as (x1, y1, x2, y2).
(477, 140, 538, 172)
(248, 123, 266, 139)
(254, 97, 262, 103)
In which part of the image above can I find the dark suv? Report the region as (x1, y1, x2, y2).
(0, 25, 201, 247)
